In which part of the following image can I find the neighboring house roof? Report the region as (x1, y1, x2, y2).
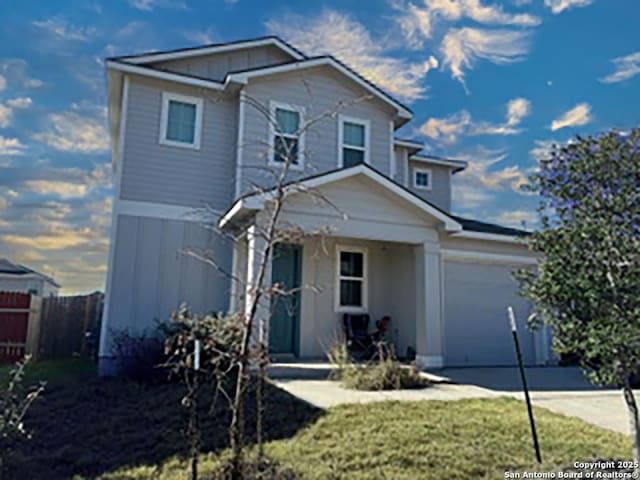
(111, 35, 307, 64)
(0, 258, 60, 287)
(410, 154, 468, 173)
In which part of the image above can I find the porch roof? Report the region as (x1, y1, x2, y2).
(218, 164, 463, 233)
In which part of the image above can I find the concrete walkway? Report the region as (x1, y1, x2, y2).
(270, 363, 634, 435)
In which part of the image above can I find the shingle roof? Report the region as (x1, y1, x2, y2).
(0, 258, 60, 287)
(451, 216, 530, 237)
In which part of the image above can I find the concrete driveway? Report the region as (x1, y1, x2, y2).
(271, 363, 634, 435)
(438, 367, 632, 435)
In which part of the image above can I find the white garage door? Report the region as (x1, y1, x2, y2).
(444, 260, 537, 367)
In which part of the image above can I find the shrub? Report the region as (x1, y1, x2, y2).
(110, 329, 167, 382)
(0, 356, 44, 476)
(160, 305, 244, 381)
(328, 343, 429, 391)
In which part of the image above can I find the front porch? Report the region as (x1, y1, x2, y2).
(222, 165, 463, 369)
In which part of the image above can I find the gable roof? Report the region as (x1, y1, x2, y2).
(452, 216, 529, 237)
(0, 258, 60, 287)
(106, 36, 413, 125)
(225, 56, 412, 120)
(110, 36, 306, 64)
(410, 154, 468, 173)
(219, 163, 462, 232)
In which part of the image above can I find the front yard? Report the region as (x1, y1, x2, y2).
(4, 360, 632, 479)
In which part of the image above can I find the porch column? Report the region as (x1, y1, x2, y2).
(229, 236, 246, 313)
(415, 240, 444, 369)
(244, 223, 272, 345)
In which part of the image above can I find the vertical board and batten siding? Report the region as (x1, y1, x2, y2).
(106, 215, 232, 341)
(151, 45, 294, 82)
(297, 237, 417, 358)
(239, 66, 397, 195)
(406, 160, 452, 213)
(119, 76, 237, 210)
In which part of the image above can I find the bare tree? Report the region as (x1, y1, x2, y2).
(181, 85, 372, 478)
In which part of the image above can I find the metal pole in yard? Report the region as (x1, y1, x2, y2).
(507, 306, 542, 464)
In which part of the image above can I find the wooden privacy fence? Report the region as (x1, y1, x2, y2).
(0, 292, 42, 363)
(39, 293, 104, 360)
(0, 291, 103, 363)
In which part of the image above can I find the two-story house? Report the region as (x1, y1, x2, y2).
(100, 36, 551, 375)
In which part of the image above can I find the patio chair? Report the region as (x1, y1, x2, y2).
(342, 313, 371, 359)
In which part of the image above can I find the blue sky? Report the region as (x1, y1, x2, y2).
(0, 0, 638, 294)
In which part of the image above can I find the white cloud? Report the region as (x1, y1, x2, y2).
(544, 0, 593, 14)
(0, 104, 10, 128)
(266, 9, 438, 103)
(128, 0, 188, 11)
(506, 97, 531, 126)
(32, 109, 109, 154)
(550, 103, 592, 131)
(0, 59, 43, 89)
(0, 97, 32, 127)
(440, 27, 531, 87)
(3, 226, 95, 250)
(6, 97, 32, 109)
(32, 16, 96, 41)
(420, 111, 472, 144)
(453, 147, 529, 209)
(23, 181, 89, 199)
(0, 75, 6, 91)
(394, 0, 540, 48)
(183, 27, 217, 45)
(420, 97, 531, 143)
(600, 51, 640, 84)
(490, 209, 537, 228)
(529, 139, 556, 161)
(0, 136, 27, 156)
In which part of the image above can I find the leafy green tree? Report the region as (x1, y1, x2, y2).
(518, 129, 640, 469)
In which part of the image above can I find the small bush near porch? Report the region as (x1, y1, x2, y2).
(4, 360, 632, 479)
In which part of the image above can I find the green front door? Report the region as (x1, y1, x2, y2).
(269, 243, 302, 355)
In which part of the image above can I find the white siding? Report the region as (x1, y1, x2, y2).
(239, 66, 396, 195)
(120, 76, 237, 210)
(298, 237, 416, 358)
(151, 45, 293, 82)
(407, 160, 452, 212)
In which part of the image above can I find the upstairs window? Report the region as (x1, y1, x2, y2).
(336, 247, 368, 312)
(339, 116, 369, 168)
(159, 92, 203, 150)
(413, 167, 432, 190)
(270, 102, 304, 169)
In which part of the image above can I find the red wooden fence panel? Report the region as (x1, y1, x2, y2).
(0, 292, 30, 363)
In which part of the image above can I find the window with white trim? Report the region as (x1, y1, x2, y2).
(339, 116, 369, 168)
(336, 247, 368, 312)
(159, 92, 203, 149)
(270, 102, 303, 169)
(413, 167, 432, 190)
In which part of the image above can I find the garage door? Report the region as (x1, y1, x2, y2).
(444, 261, 536, 367)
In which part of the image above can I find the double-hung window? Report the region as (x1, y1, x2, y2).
(336, 247, 368, 312)
(159, 92, 203, 150)
(270, 102, 303, 169)
(339, 116, 369, 168)
(413, 167, 432, 190)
